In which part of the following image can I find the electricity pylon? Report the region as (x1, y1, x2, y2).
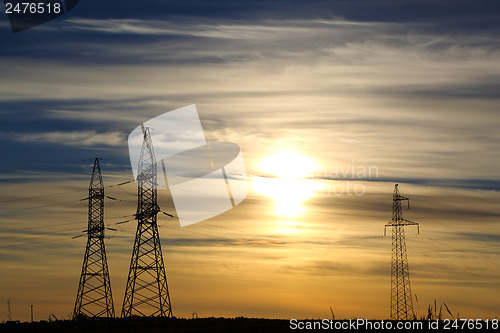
(73, 158, 115, 319)
(384, 184, 419, 320)
(121, 127, 173, 317)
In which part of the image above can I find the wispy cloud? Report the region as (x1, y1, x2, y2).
(63, 17, 376, 40)
(11, 130, 125, 147)
(0, 14, 499, 185)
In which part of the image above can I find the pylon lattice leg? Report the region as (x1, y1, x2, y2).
(391, 225, 414, 320)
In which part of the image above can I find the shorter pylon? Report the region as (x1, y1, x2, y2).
(73, 158, 114, 318)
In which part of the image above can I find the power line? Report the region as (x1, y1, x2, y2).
(0, 214, 133, 234)
(0, 199, 84, 214)
(0, 179, 135, 211)
(0, 189, 86, 204)
(411, 246, 500, 284)
(410, 208, 500, 247)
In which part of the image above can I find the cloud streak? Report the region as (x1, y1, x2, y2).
(11, 130, 126, 147)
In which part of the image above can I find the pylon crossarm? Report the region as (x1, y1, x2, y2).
(384, 224, 390, 236)
(400, 218, 418, 225)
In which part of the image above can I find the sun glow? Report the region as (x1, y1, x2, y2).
(259, 151, 317, 179)
(253, 151, 323, 219)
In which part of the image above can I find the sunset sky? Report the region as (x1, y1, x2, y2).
(0, 0, 499, 322)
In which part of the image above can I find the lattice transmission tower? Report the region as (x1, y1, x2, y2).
(121, 127, 173, 317)
(73, 158, 115, 319)
(384, 184, 419, 320)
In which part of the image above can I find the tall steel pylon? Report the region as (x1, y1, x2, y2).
(384, 184, 419, 320)
(121, 127, 173, 317)
(73, 158, 115, 319)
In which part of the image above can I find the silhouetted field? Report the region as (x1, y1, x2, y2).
(1, 317, 498, 332)
(0, 317, 290, 333)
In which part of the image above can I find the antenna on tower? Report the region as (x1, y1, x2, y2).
(384, 184, 419, 320)
(73, 158, 115, 319)
(7, 298, 11, 321)
(121, 128, 173, 317)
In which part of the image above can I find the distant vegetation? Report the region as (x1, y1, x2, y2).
(0, 317, 292, 333)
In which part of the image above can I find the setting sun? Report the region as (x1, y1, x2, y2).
(253, 151, 323, 218)
(259, 151, 317, 179)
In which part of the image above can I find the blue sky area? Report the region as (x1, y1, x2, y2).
(0, 0, 499, 186)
